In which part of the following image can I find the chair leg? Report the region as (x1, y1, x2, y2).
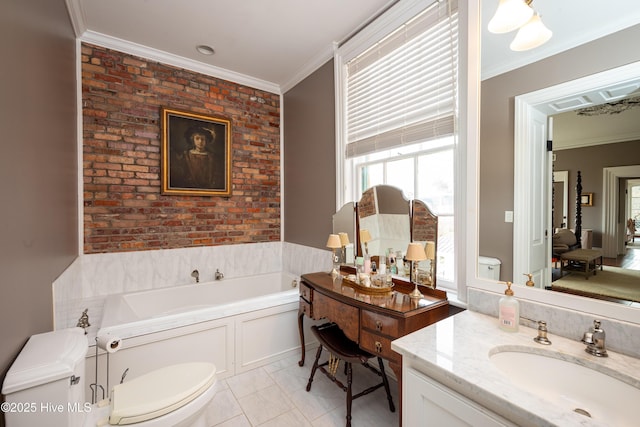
(345, 362, 353, 427)
(377, 357, 396, 412)
(306, 345, 323, 392)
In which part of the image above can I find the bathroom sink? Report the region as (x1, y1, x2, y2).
(490, 348, 640, 426)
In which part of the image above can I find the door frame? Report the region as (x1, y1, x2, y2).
(514, 61, 640, 287)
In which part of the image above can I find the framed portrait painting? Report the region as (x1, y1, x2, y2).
(161, 107, 232, 196)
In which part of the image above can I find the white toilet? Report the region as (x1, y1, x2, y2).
(478, 255, 501, 280)
(2, 328, 216, 427)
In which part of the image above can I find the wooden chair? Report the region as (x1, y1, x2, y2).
(628, 218, 638, 243)
(306, 323, 395, 426)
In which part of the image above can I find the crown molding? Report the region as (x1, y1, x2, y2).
(81, 31, 281, 94)
(280, 44, 334, 94)
(65, 0, 87, 37)
(554, 132, 640, 151)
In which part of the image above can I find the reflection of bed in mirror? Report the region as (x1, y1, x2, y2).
(552, 170, 584, 260)
(551, 171, 640, 304)
(552, 171, 603, 278)
(332, 185, 438, 289)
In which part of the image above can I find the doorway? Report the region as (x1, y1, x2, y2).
(514, 61, 640, 288)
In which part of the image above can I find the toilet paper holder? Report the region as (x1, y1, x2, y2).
(90, 334, 123, 404)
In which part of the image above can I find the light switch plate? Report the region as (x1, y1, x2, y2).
(505, 211, 513, 223)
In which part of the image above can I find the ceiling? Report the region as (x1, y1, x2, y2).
(553, 88, 640, 150)
(481, 0, 640, 80)
(66, 0, 640, 93)
(66, 0, 395, 93)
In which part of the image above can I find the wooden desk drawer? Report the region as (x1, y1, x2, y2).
(362, 310, 399, 337)
(360, 330, 400, 363)
(300, 282, 313, 302)
(314, 292, 359, 343)
(299, 299, 312, 318)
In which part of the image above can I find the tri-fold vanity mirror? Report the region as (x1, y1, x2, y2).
(332, 185, 438, 289)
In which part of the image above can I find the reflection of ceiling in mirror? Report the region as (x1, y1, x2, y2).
(576, 96, 640, 116)
(552, 99, 640, 151)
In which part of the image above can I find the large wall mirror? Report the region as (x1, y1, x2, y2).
(475, 23, 640, 324)
(511, 65, 640, 301)
(333, 185, 438, 288)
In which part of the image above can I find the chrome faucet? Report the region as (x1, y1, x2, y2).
(582, 320, 608, 357)
(522, 317, 552, 345)
(76, 308, 91, 334)
(191, 269, 200, 283)
(533, 320, 552, 345)
(215, 269, 224, 280)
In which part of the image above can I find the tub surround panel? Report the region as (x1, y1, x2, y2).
(392, 310, 640, 427)
(53, 242, 329, 338)
(282, 242, 331, 277)
(468, 288, 640, 359)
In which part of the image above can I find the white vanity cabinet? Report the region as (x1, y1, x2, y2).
(403, 367, 516, 427)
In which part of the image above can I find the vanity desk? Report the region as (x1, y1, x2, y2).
(298, 270, 451, 420)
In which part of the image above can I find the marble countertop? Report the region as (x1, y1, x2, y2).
(391, 310, 640, 427)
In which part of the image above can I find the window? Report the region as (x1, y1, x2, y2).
(336, 0, 458, 287)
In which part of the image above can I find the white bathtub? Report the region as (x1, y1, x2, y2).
(100, 272, 300, 339)
(88, 272, 313, 398)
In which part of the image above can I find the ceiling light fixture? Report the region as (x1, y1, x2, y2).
(510, 12, 552, 51)
(196, 45, 215, 55)
(488, 0, 533, 33)
(488, 0, 552, 51)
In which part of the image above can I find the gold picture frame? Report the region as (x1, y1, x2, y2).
(161, 107, 231, 196)
(580, 192, 593, 206)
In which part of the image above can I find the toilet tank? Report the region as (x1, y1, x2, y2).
(2, 328, 88, 427)
(478, 256, 501, 280)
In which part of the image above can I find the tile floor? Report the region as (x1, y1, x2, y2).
(202, 349, 400, 427)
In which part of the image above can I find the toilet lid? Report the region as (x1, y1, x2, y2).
(109, 362, 216, 425)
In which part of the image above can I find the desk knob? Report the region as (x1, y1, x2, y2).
(375, 341, 383, 353)
(375, 320, 383, 331)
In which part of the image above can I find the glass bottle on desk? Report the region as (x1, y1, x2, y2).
(389, 253, 397, 274)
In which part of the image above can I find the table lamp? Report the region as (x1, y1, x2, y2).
(326, 234, 342, 276)
(425, 241, 435, 286)
(338, 232, 350, 263)
(406, 242, 427, 299)
(360, 229, 372, 256)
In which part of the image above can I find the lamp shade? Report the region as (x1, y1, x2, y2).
(326, 234, 342, 249)
(338, 232, 350, 246)
(425, 241, 436, 259)
(509, 13, 552, 51)
(405, 242, 427, 261)
(360, 229, 372, 243)
(488, 0, 534, 34)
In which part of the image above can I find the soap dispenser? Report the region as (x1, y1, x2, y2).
(523, 273, 534, 287)
(499, 281, 520, 332)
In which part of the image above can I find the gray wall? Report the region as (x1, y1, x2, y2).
(554, 140, 640, 247)
(480, 24, 640, 280)
(283, 60, 336, 248)
(0, 0, 78, 392)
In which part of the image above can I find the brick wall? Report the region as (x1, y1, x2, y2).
(82, 44, 281, 253)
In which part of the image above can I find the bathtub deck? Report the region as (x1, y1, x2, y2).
(201, 348, 399, 427)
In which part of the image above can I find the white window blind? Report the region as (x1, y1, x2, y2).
(345, 0, 458, 158)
